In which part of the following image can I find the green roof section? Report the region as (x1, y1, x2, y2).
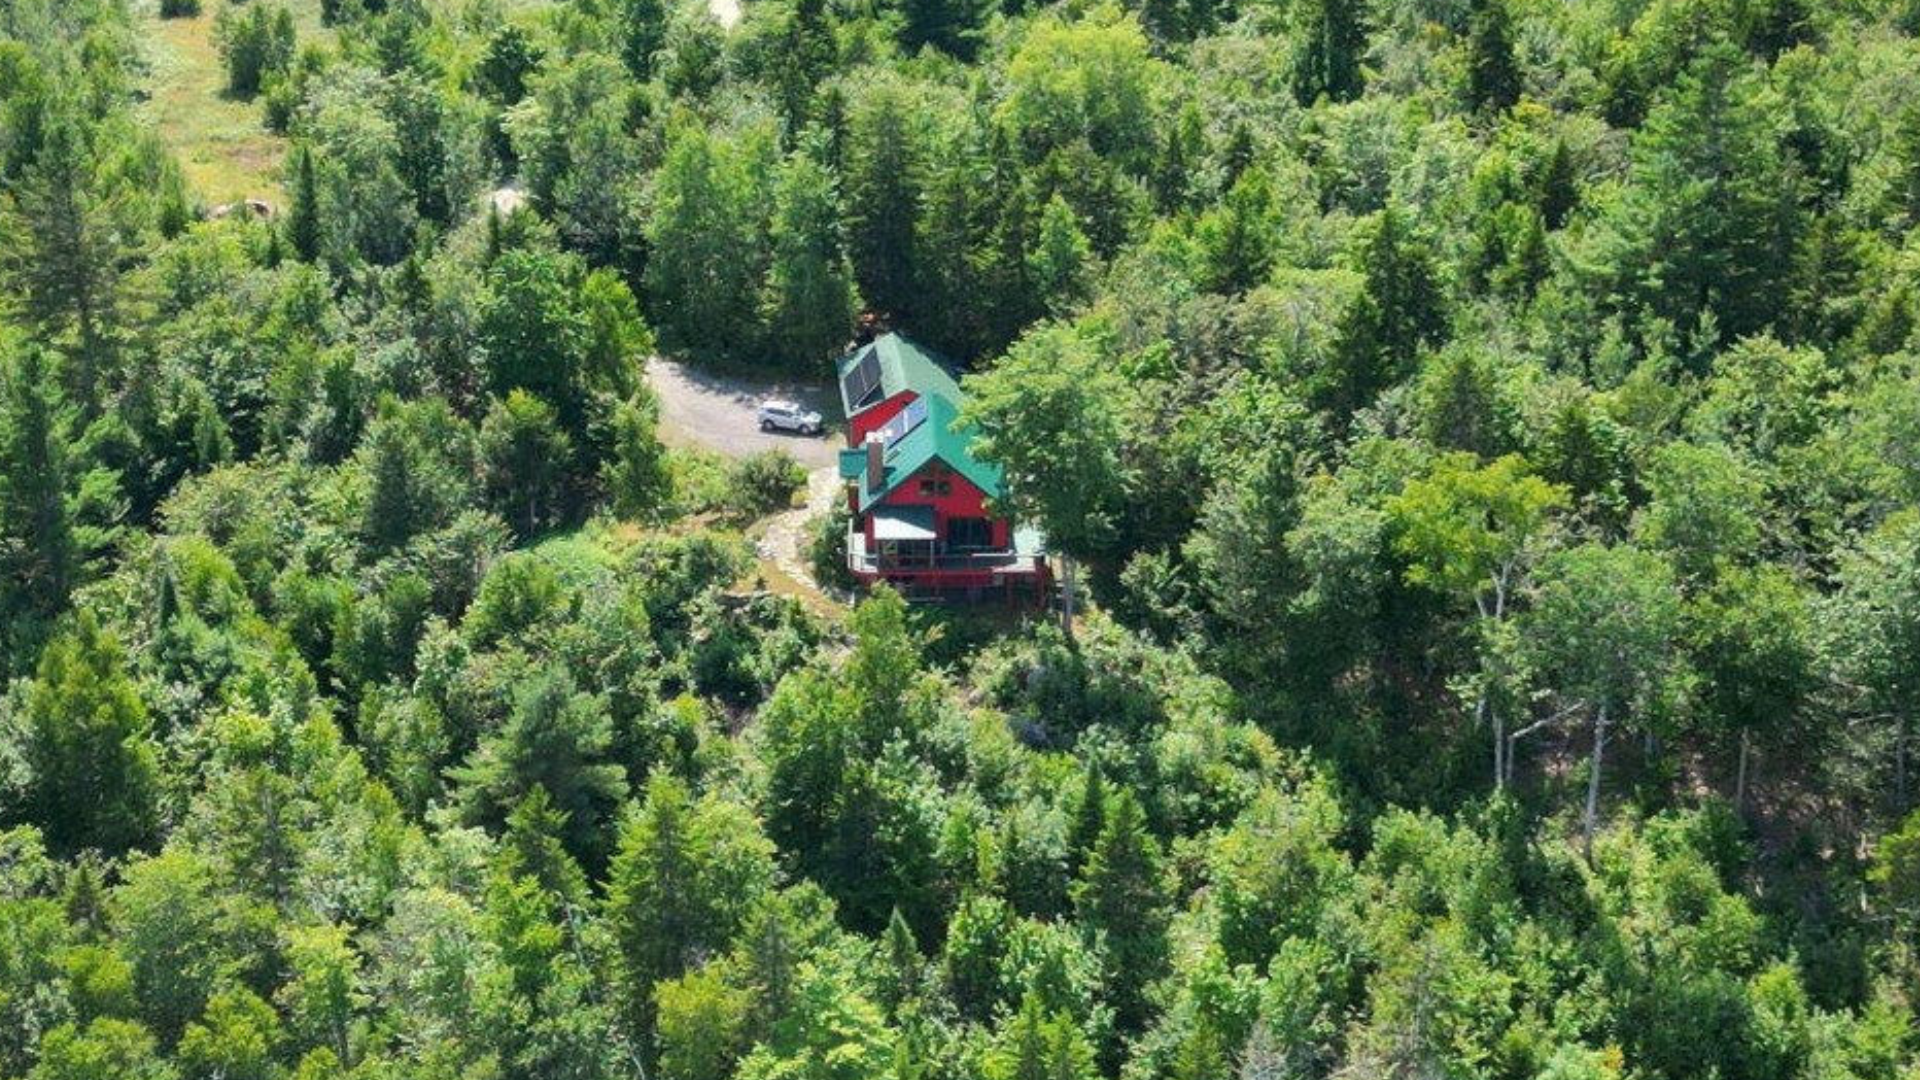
(836, 332, 965, 416)
(853, 388, 1004, 513)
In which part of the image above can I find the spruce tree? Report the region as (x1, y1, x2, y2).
(1465, 0, 1521, 113)
(1291, 0, 1366, 106)
(617, 0, 669, 80)
(0, 346, 79, 636)
(287, 146, 322, 263)
(1071, 789, 1169, 1033)
(18, 611, 160, 856)
(845, 86, 924, 319)
(451, 668, 626, 869)
(3, 113, 123, 409)
(1318, 204, 1445, 421)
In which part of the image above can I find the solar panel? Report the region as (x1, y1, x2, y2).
(842, 348, 883, 409)
(876, 397, 930, 449)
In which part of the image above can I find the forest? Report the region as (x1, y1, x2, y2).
(3, 0, 1920, 1076)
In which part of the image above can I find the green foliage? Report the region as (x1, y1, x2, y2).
(479, 390, 574, 540)
(11, 612, 157, 856)
(724, 449, 807, 520)
(451, 667, 627, 868)
(213, 4, 295, 100)
(5, 2, 1920, 1078)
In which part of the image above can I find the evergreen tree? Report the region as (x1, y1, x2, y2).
(1601, 39, 1802, 348)
(1027, 194, 1093, 315)
(1317, 204, 1445, 421)
(844, 85, 924, 319)
(1291, 0, 1366, 106)
(1464, 0, 1521, 113)
(16, 612, 159, 856)
(287, 146, 323, 263)
(1065, 760, 1108, 875)
(478, 390, 573, 539)
(451, 668, 627, 869)
(617, 0, 670, 79)
(762, 151, 858, 369)
(1072, 789, 1169, 1033)
(603, 389, 671, 522)
(901, 0, 987, 59)
(0, 347, 79, 636)
(605, 774, 775, 1049)
(2, 113, 123, 408)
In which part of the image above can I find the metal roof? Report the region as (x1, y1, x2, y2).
(836, 333, 965, 418)
(872, 505, 937, 541)
(854, 394, 1003, 512)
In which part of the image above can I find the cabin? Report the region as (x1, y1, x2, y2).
(836, 333, 1049, 599)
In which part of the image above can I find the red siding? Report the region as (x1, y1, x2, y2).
(867, 462, 1008, 548)
(847, 390, 917, 445)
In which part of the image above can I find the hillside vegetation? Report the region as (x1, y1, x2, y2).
(3, 0, 1920, 1078)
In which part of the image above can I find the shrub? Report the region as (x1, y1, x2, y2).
(160, 0, 203, 17)
(723, 450, 806, 520)
(807, 501, 858, 591)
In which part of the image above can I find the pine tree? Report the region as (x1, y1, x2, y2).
(845, 86, 924, 319)
(1605, 39, 1802, 346)
(617, 0, 670, 79)
(0, 347, 82, 653)
(1071, 789, 1169, 1033)
(499, 787, 590, 905)
(451, 668, 627, 869)
(287, 146, 322, 263)
(1291, 0, 1366, 106)
(762, 152, 858, 369)
(1318, 204, 1445, 421)
(1065, 760, 1108, 875)
(1538, 138, 1578, 229)
(17, 611, 160, 856)
(1464, 0, 1521, 113)
(3, 113, 124, 409)
(879, 908, 923, 1014)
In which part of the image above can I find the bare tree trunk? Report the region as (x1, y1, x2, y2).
(1060, 556, 1076, 637)
(1899, 715, 1910, 811)
(1583, 703, 1608, 863)
(1482, 695, 1500, 791)
(1735, 729, 1750, 812)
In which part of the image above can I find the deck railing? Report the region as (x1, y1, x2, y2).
(847, 523, 1034, 574)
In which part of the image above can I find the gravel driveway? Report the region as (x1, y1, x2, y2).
(645, 357, 841, 469)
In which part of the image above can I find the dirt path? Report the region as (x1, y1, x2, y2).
(753, 467, 849, 608)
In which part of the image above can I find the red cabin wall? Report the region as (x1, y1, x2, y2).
(846, 390, 917, 445)
(865, 463, 1008, 548)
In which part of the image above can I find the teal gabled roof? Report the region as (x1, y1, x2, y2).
(836, 332, 1003, 513)
(851, 389, 1004, 513)
(836, 333, 964, 417)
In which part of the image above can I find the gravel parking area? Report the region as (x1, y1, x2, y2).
(645, 357, 842, 469)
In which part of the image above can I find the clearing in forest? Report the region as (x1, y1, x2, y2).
(137, 3, 328, 208)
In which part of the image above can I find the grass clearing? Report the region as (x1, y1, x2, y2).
(137, 1, 331, 208)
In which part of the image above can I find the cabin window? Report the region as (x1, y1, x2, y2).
(917, 464, 953, 497)
(947, 517, 992, 550)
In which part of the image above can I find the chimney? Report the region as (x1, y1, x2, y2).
(866, 434, 885, 494)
